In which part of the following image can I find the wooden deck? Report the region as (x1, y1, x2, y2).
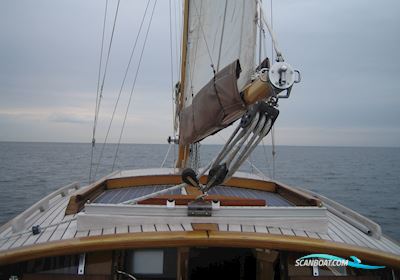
(0, 168, 399, 261)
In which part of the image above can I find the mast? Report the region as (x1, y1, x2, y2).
(176, 0, 190, 168)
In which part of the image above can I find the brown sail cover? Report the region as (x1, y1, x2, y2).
(179, 60, 246, 145)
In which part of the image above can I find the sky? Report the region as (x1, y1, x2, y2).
(0, 0, 399, 147)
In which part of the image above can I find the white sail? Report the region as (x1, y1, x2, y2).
(183, 0, 257, 108)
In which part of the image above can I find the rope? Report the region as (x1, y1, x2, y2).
(161, 143, 173, 168)
(93, 0, 152, 180)
(89, 0, 109, 183)
(112, 0, 158, 171)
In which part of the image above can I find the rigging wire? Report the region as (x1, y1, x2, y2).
(93, 0, 152, 180)
(112, 0, 158, 171)
(216, 0, 228, 71)
(89, 0, 121, 182)
(270, 0, 277, 179)
(89, 0, 109, 183)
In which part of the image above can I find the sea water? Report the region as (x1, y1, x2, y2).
(0, 142, 399, 240)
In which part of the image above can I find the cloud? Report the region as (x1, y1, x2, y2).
(48, 113, 92, 124)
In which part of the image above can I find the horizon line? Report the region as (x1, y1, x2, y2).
(0, 140, 399, 149)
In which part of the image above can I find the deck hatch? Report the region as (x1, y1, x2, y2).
(94, 185, 293, 206)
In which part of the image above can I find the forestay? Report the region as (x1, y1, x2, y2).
(183, 0, 257, 108)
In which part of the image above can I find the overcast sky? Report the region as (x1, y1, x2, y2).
(0, 0, 399, 146)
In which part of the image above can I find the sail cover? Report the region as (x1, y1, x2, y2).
(179, 0, 257, 145)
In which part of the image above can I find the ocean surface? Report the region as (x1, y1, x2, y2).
(0, 142, 399, 240)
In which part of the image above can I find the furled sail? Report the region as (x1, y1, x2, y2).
(179, 0, 258, 145)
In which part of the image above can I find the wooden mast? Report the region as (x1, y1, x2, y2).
(176, 0, 190, 168)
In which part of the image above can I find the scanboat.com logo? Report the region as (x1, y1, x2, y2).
(295, 254, 385, 270)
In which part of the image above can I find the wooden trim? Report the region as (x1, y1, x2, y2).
(66, 174, 315, 214)
(137, 194, 266, 206)
(65, 172, 119, 215)
(1, 231, 399, 268)
(106, 175, 181, 189)
(65, 182, 107, 215)
(107, 174, 276, 193)
(276, 183, 320, 207)
(177, 247, 189, 280)
(222, 177, 276, 192)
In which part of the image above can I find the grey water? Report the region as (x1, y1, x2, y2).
(0, 142, 399, 241)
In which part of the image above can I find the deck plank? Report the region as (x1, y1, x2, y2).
(380, 237, 400, 255)
(75, 230, 89, 238)
(242, 225, 255, 233)
(62, 220, 77, 240)
(305, 231, 320, 239)
(36, 227, 57, 244)
(181, 223, 193, 231)
(142, 224, 156, 232)
(281, 228, 295, 236)
(9, 233, 31, 249)
(128, 225, 142, 233)
(228, 224, 241, 232)
(218, 224, 228, 231)
(0, 236, 19, 251)
(155, 224, 169, 232)
(116, 226, 129, 234)
(292, 229, 307, 237)
(255, 225, 268, 233)
(102, 227, 116, 235)
(50, 221, 71, 241)
(318, 232, 332, 241)
(23, 230, 42, 246)
(169, 224, 184, 232)
(268, 227, 282, 235)
(88, 228, 103, 237)
(328, 223, 357, 245)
